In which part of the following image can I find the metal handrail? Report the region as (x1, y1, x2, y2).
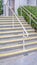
(4, 0, 29, 51)
(21, 7, 37, 24)
(23, 7, 37, 20)
(7, 6, 28, 37)
(7, 5, 29, 50)
(22, 8, 37, 24)
(3, 0, 28, 37)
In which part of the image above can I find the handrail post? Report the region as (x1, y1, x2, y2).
(19, 0, 22, 16)
(13, 15, 14, 28)
(23, 31, 28, 56)
(21, 7, 22, 16)
(30, 13, 31, 25)
(5, 5, 6, 16)
(23, 31, 25, 50)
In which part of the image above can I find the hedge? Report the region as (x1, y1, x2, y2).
(17, 6, 37, 30)
(24, 6, 37, 17)
(0, 0, 3, 15)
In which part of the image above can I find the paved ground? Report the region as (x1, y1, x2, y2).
(0, 52, 37, 65)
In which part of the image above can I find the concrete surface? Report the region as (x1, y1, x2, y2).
(0, 52, 37, 65)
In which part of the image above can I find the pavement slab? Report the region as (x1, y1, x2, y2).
(0, 52, 37, 65)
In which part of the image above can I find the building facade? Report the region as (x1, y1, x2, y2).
(3, 0, 37, 16)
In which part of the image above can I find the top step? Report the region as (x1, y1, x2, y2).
(0, 16, 24, 20)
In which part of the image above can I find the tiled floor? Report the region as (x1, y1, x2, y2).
(0, 52, 37, 65)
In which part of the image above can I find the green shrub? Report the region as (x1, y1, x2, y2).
(17, 8, 21, 16)
(0, 0, 3, 15)
(24, 6, 37, 17)
(17, 6, 37, 30)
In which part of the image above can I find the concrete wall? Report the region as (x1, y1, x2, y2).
(15, 0, 36, 14)
(27, 0, 36, 6)
(15, 0, 27, 14)
(3, 0, 8, 16)
(3, 0, 36, 16)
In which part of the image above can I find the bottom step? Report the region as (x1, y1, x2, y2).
(0, 48, 37, 58)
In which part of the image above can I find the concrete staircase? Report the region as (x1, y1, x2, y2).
(0, 16, 37, 58)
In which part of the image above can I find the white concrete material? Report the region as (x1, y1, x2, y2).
(2, 0, 36, 15)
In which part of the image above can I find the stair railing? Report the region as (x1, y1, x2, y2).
(7, 6, 29, 50)
(20, 7, 37, 26)
(4, 0, 29, 51)
(19, 0, 37, 26)
(23, 7, 37, 23)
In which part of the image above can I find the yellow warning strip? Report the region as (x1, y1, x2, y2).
(0, 42, 37, 50)
(0, 33, 37, 38)
(0, 36, 37, 44)
(0, 48, 37, 57)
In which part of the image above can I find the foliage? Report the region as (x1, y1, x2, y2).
(24, 6, 37, 17)
(17, 6, 37, 30)
(0, 0, 3, 15)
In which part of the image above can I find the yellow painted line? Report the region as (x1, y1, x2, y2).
(0, 36, 37, 44)
(0, 20, 27, 22)
(0, 29, 34, 32)
(0, 18, 13, 20)
(0, 28, 22, 30)
(0, 24, 29, 26)
(0, 16, 13, 17)
(0, 30, 34, 34)
(0, 17, 11, 19)
(0, 26, 32, 28)
(0, 34, 26, 38)
(0, 30, 23, 34)
(0, 28, 34, 31)
(0, 17, 15, 18)
(0, 24, 29, 27)
(0, 42, 37, 50)
(0, 22, 27, 24)
(0, 16, 22, 18)
(0, 27, 24, 29)
(0, 23, 27, 25)
(0, 33, 37, 38)
(0, 26, 32, 29)
(0, 25, 32, 28)
(0, 27, 22, 29)
(0, 48, 37, 57)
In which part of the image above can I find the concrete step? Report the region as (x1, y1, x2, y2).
(0, 27, 34, 31)
(0, 23, 28, 25)
(0, 26, 32, 29)
(0, 41, 37, 50)
(0, 17, 27, 21)
(0, 46, 37, 56)
(0, 23, 30, 26)
(0, 48, 37, 58)
(0, 16, 14, 19)
(0, 32, 37, 38)
(0, 25, 32, 29)
(0, 30, 35, 35)
(0, 20, 27, 23)
(0, 16, 37, 59)
(0, 48, 22, 54)
(0, 16, 24, 20)
(0, 22, 27, 24)
(0, 33, 37, 39)
(0, 36, 37, 44)
(0, 24, 30, 26)
(0, 40, 37, 48)
(0, 27, 32, 30)
(0, 16, 23, 18)
(0, 19, 12, 21)
(0, 36, 37, 45)
(0, 30, 23, 34)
